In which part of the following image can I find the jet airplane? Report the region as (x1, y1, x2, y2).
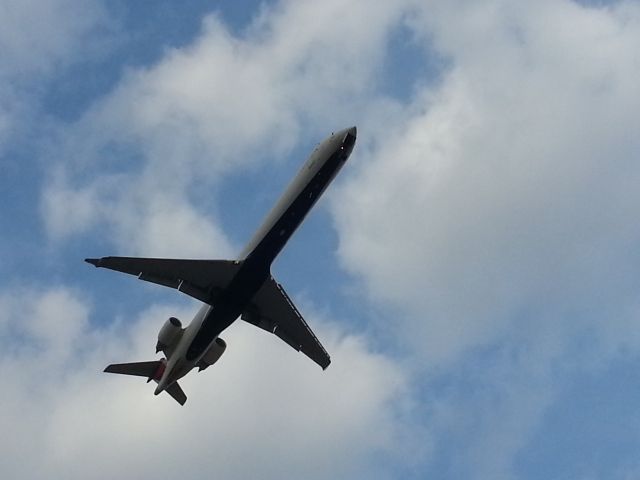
(86, 126, 357, 405)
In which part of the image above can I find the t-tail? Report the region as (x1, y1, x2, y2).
(89, 127, 357, 406)
(104, 360, 187, 405)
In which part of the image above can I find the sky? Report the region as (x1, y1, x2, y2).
(1, 0, 640, 478)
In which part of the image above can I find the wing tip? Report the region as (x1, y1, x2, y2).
(85, 257, 101, 267)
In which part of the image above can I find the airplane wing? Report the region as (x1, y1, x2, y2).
(85, 256, 242, 304)
(242, 277, 331, 370)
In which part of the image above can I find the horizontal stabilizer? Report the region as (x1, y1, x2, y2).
(104, 361, 162, 378)
(165, 381, 187, 406)
(104, 361, 187, 405)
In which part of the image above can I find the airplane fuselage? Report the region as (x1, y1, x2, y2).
(155, 127, 357, 394)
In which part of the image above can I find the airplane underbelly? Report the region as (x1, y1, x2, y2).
(186, 303, 241, 361)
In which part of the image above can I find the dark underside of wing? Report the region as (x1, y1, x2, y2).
(86, 256, 330, 369)
(242, 276, 330, 370)
(85, 256, 242, 304)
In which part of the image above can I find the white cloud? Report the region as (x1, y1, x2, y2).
(28, 5, 427, 475)
(0, 0, 109, 154)
(330, 0, 640, 476)
(42, 170, 235, 258)
(0, 0, 108, 78)
(0, 287, 417, 479)
(41, 0, 416, 257)
(335, 0, 640, 366)
(24, 0, 640, 478)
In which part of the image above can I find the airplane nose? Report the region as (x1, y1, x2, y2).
(341, 126, 357, 156)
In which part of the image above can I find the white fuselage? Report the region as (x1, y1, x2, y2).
(155, 304, 210, 394)
(154, 127, 356, 396)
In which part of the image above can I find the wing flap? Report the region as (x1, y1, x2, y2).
(85, 256, 242, 304)
(242, 277, 330, 369)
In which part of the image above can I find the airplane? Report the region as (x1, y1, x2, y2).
(86, 126, 357, 405)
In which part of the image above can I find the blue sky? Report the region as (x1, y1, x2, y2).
(2, 0, 640, 478)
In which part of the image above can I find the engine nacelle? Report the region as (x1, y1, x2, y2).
(198, 337, 227, 371)
(156, 317, 182, 353)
